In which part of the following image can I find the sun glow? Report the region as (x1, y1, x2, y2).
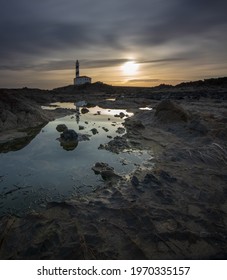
(122, 61, 139, 75)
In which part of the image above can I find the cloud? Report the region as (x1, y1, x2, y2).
(126, 79, 162, 84)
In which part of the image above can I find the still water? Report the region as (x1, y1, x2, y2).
(0, 104, 153, 216)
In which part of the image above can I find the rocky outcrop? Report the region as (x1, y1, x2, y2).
(154, 100, 189, 123)
(0, 91, 53, 132)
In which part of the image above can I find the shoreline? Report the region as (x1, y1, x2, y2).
(0, 83, 227, 259)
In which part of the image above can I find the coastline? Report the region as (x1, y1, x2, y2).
(0, 80, 227, 259)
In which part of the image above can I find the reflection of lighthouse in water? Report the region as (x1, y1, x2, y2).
(73, 60, 92, 85)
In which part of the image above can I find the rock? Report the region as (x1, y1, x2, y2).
(60, 129, 78, 141)
(56, 124, 68, 132)
(81, 108, 89, 114)
(98, 136, 130, 154)
(92, 162, 121, 181)
(155, 100, 189, 123)
(114, 112, 125, 118)
(102, 127, 109, 132)
(116, 127, 125, 134)
(79, 125, 85, 130)
(91, 128, 99, 135)
(92, 162, 114, 174)
(59, 129, 78, 151)
(100, 170, 121, 181)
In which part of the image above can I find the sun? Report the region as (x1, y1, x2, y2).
(122, 61, 139, 75)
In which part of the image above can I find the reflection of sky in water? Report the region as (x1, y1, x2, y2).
(0, 105, 152, 216)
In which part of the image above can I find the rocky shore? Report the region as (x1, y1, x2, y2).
(0, 78, 227, 259)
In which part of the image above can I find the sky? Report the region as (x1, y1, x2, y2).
(0, 0, 227, 89)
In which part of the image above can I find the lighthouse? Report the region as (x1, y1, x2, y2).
(76, 60, 79, 78)
(74, 60, 92, 85)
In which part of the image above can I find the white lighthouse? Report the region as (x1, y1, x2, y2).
(74, 60, 92, 85)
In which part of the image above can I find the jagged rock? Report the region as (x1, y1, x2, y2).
(56, 124, 68, 132)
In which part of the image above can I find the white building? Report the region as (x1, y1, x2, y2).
(73, 60, 92, 85)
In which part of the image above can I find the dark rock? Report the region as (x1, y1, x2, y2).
(60, 129, 78, 141)
(92, 162, 114, 174)
(92, 162, 121, 181)
(91, 128, 99, 135)
(81, 108, 89, 114)
(116, 127, 126, 134)
(102, 127, 109, 132)
(56, 124, 68, 132)
(59, 129, 79, 151)
(79, 125, 85, 130)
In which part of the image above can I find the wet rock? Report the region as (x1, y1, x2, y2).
(60, 129, 78, 141)
(81, 108, 89, 114)
(56, 124, 68, 132)
(100, 170, 122, 181)
(92, 162, 114, 174)
(79, 125, 85, 130)
(92, 162, 121, 181)
(155, 100, 189, 123)
(59, 129, 79, 151)
(98, 136, 130, 154)
(91, 128, 99, 135)
(114, 112, 125, 118)
(116, 127, 125, 134)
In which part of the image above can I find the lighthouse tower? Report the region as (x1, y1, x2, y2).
(74, 60, 92, 86)
(76, 60, 79, 78)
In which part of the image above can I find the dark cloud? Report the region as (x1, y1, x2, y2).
(0, 0, 226, 87)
